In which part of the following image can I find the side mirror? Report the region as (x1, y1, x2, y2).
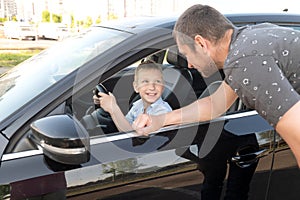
(29, 114, 90, 165)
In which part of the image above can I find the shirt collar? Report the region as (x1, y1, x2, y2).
(133, 97, 164, 113)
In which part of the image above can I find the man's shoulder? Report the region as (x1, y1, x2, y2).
(238, 22, 299, 38)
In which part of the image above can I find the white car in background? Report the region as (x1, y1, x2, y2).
(37, 23, 70, 41)
(3, 21, 36, 40)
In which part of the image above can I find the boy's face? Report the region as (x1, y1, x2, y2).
(133, 68, 164, 106)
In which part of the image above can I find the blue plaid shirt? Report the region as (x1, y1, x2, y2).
(125, 97, 172, 124)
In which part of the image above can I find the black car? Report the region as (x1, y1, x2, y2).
(1, 13, 300, 200)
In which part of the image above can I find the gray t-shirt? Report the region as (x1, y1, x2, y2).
(224, 23, 300, 126)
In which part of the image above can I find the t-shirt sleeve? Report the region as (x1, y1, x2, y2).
(225, 55, 300, 127)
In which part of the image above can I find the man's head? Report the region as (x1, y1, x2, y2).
(173, 4, 234, 77)
(173, 4, 233, 49)
(133, 60, 165, 107)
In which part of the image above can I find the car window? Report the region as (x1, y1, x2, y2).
(0, 27, 132, 123)
(77, 46, 197, 136)
(9, 45, 252, 154)
(79, 44, 250, 138)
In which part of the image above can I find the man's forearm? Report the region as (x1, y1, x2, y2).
(163, 98, 212, 126)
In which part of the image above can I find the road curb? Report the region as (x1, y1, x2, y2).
(0, 47, 46, 50)
(0, 66, 10, 74)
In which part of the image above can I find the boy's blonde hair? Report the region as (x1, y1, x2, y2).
(134, 60, 163, 82)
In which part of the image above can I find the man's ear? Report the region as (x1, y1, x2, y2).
(194, 35, 207, 49)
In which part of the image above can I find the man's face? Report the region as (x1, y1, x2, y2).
(178, 41, 219, 78)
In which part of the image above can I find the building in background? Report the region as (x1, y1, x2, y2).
(2, 0, 298, 24)
(1, 0, 203, 40)
(0, 0, 199, 23)
(0, 0, 17, 20)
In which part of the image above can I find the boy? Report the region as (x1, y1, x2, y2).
(93, 60, 172, 132)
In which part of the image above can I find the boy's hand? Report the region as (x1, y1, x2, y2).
(93, 94, 101, 105)
(95, 92, 117, 113)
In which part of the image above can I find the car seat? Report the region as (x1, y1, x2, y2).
(162, 45, 196, 109)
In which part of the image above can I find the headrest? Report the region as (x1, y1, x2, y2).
(166, 46, 188, 68)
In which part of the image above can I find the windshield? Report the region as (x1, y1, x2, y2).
(0, 27, 132, 122)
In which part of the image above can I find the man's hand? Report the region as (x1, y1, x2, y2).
(132, 114, 165, 136)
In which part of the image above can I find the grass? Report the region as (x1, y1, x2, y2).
(0, 50, 41, 67)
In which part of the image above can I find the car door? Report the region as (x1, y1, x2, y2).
(63, 20, 299, 200)
(65, 45, 277, 199)
(0, 27, 277, 200)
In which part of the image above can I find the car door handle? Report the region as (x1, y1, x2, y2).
(231, 149, 269, 168)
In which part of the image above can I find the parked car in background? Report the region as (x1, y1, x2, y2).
(3, 21, 36, 40)
(0, 13, 300, 200)
(37, 23, 70, 41)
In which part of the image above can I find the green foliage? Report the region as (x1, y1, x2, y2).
(52, 14, 62, 23)
(76, 20, 84, 27)
(95, 16, 101, 24)
(108, 13, 118, 20)
(84, 16, 93, 28)
(0, 50, 41, 67)
(70, 15, 75, 28)
(102, 158, 142, 180)
(0, 18, 7, 23)
(11, 16, 17, 21)
(0, 185, 10, 199)
(42, 10, 50, 22)
(41, 10, 62, 23)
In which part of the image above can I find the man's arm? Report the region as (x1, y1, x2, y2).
(133, 81, 238, 135)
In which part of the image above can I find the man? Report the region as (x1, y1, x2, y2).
(132, 4, 300, 166)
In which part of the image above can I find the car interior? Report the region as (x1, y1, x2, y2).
(80, 44, 244, 136)
(10, 44, 245, 153)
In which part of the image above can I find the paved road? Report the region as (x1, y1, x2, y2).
(0, 66, 10, 74)
(0, 38, 58, 50)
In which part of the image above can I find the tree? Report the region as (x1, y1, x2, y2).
(102, 158, 142, 181)
(84, 16, 93, 28)
(70, 15, 75, 28)
(95, 16, 101, 24)
(0, 18, 7, 23)
(52, 14, 62, 23)
(0, 185, 10, 199)
(42, 11, 50, 22)
(108, 13, 118, 20)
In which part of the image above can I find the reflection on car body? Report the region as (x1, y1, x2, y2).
(0, 13, 300, 200)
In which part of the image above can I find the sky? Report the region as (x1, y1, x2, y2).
(65, 0, 300, 20)
(199, 0, 300, 14)
(12, 0, 300, 23)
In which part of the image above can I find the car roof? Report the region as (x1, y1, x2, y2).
(95, 12, 300, 34)
(226, 13, 300, 25)
(93, 15, 178, 34)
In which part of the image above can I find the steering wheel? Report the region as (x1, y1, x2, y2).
(93, 83, 110, 117)
(93, 84, 118, 133)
